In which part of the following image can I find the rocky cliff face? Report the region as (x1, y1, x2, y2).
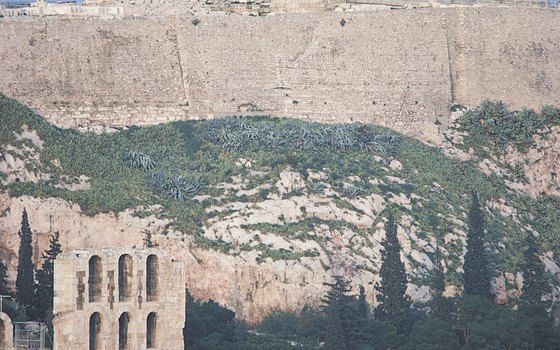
(512, 126, 560, 197)
(0, 171, 437, 323)
(1, 168, 557, 323)
(1, 98, 559, 324)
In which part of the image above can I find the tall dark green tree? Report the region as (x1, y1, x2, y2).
(375, 213, 412, 334)
(430, 246, 451, 321)
(463, 192, 492, 300)
(16, 208, 35, 310)
(521, 233, 550, 306)
(34, 231, 62, 321)
(321, 276, 349, 350)
(358, 285, 368, 320)
(321, 276, 370, 350)
(0, 260, 11, 296)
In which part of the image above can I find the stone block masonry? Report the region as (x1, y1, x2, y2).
(52, 248, 185, 350)
(0, 8, 559, 142)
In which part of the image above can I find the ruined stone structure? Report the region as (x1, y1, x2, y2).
(52, 248, 185, 350)
(0, 312, 14, 350)
(0, 8, 559, 142)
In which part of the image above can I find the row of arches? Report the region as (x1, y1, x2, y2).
(88, 254, 159, 303)
(89, 312, 157, 350)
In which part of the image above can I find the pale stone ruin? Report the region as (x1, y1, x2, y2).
(52, 248, 185, 350)
(0, 311, 14, 350)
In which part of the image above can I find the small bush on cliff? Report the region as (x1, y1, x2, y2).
(457, 100, 560, 155)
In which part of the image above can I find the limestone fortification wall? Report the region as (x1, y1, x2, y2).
(0, 8, 559, 141)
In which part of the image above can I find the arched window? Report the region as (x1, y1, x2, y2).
(146, 255, 159, 302)
(89, 312, 101, 350)
(118, 312, 130, 350)
(147, 312, 157, 349)
(88, 256, 102, 303)
(118, 254, 133, 302)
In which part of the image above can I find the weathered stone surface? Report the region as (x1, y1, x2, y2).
(0, 8, 559, 143)
(53, 248, 185, 350)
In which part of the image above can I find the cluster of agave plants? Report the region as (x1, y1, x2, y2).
(124, 150, 205, 201)
(203, 117, 401, 154)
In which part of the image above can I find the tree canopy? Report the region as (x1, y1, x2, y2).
(375, 213, 412, 334)
(463, 192, 492, 300)
(16, 208, 35, 311)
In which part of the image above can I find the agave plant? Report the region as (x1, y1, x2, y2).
(147, 173, 205, 201)
(308, 181, 327, 194)
(343, 184, 361, 197)
(124, 150, 156, 171)
(165, 176, 206, 201)
(147, 172, 167, 191)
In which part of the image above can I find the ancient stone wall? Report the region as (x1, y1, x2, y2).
(0, 8, 559, 142)
(53, 248, 185, 350)
(448, 8, 560, 111)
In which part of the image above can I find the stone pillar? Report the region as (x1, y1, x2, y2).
(0, 312, 14, 350)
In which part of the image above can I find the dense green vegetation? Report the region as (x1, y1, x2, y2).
(455, 100, 560, 155)
(184, 293, 298, 350)
(185, 284, 560, 349)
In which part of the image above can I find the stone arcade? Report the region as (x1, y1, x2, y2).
(52, 248, 185, 350)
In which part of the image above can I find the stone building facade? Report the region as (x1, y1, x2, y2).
(52, 248, 185, 350)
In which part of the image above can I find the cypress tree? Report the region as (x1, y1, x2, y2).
(375, 213, 412, 334)
(430, 246, 450, 321)
(463, 192, 492, 300)
(321, 276, 350, 350)
(521, 233, 550, 306)
(16, 208, 35, 310)
(35, 231, 62, 321)
(0, 260, 11, 296)
(321, 276, 370, 349)
(358, 285, 368, 319)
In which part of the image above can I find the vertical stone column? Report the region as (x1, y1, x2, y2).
(0, 312, 14, 350)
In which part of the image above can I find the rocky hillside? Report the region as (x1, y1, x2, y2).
(0, 94, 559, 323)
